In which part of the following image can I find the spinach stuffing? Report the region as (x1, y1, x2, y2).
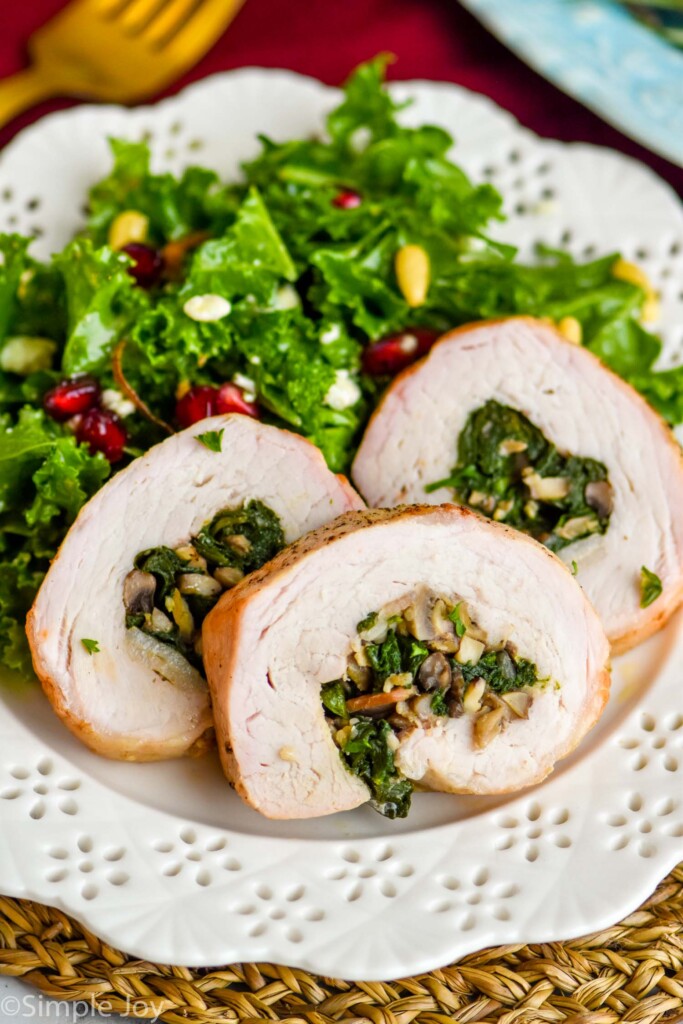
(127, 500, 284, 674)
(321, 590, 542, 817)
(429, 400, 613, 551)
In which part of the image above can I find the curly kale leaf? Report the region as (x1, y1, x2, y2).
(56, 238, 149, 376)
(0, 409, 110, 674)
(86, 138, 239, 245)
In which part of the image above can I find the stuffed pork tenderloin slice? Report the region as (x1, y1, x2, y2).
(27, 414, 364, 762)
(202, 505, 610, 820)
(352, 317, 683, 654)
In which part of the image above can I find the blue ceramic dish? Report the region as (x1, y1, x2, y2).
(459, 0, 683, 167)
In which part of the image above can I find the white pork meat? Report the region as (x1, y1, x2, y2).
(352, 318, 683, 652)
(27, 415, 364, 761)
(203, 505, 609, 818)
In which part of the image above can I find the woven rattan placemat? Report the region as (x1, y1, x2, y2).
(1, 865, 683, 1023)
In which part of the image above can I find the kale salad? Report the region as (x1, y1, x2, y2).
(1, 56, 681, 678)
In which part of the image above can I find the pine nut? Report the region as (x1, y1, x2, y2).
(557, 316, 582, 345)
(395, 244, 430, 307)
(108, 210, 149, 250)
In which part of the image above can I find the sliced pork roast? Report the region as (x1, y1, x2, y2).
(27, 415, 364, 761)
(353, 318, 683, 653)
(203, 505, 610, 819)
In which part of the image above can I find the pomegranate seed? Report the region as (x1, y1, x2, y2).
(76, 408, 127, 463)
(121, 243, 164, 288)
(43, 376, 100, 421)
(216, 382, 261, 419)
(175, 385, 219, 428)
(332, 190, 362, 210)
(362, 329, 441, 377)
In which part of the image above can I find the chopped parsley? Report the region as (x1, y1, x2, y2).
(196, 429, 224, 452)
(80, 638, 100, 655)
(449, 602, 467, 637)
(640, 566, 662, 608)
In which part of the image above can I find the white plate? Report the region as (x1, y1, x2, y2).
(1, 70, 682, 982)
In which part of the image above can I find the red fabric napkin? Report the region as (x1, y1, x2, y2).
(1, 0, 681, 199)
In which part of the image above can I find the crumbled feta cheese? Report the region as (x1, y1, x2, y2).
(183, 294, 231, 322)
(0, 336, 56, 375)
(349, 126, 372, 154)
(399, 333, 418, 354)
(324, 370, 361, 411)
(274, 285, 300, 310)
(233, 372, 256, 392)
(320, 324, 341, 345)
(101, 388, 136, 418)
(249, 355, 261, 365)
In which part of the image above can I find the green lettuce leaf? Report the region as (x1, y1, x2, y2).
(629, 364, 683, 423)
(26, 434, 110, 528)
(0, 234, 33, 343)
(230, 306, 361, 471)
(86, 138, 240, 245)
(57, 238, 149, 375)
(0, 553, 45, 675)
(10, 262, 66, 343)
(0, 408, 109, 673)
(327, 54, 404, 149)
(131, 291, 235, 378)
(0, 407, 58, 512)
(187, 186, 296, 302)
(0, 240, 66, 409)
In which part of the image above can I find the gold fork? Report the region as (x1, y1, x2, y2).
(0, 0, 245, 131)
